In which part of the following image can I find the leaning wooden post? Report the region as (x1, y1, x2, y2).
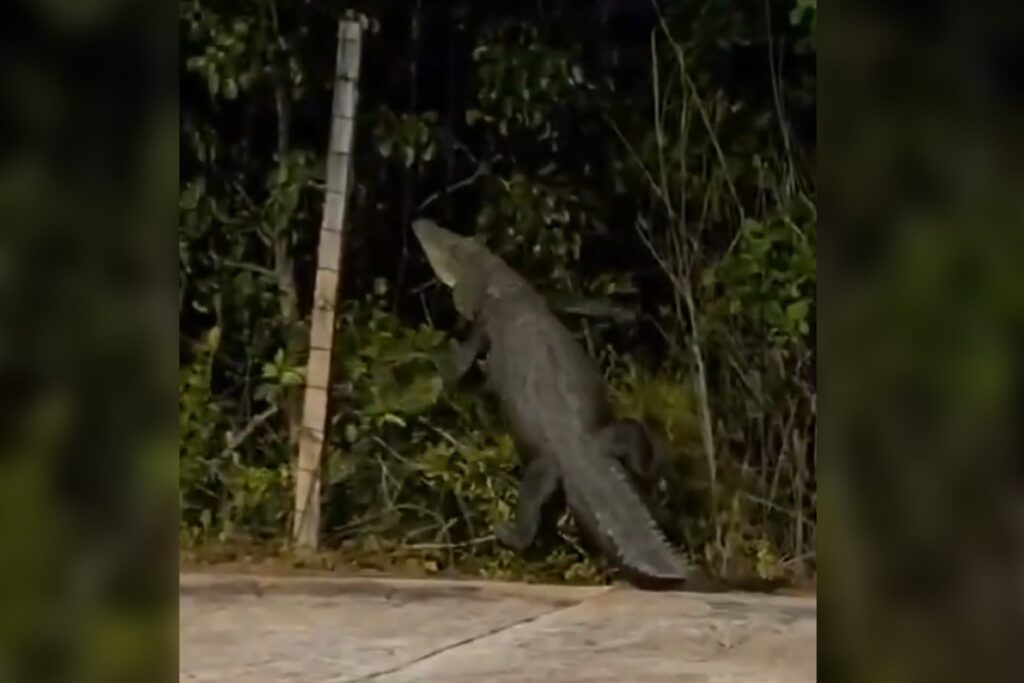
(293, 14, 365, 551)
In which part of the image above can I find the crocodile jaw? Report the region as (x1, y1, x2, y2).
(412, 218, 469, 289)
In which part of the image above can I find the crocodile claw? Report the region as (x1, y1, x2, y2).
(494, 523, 529, 552)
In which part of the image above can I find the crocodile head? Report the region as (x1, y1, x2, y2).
(412, 219, 482, 286)
(412, 218, 494, 318)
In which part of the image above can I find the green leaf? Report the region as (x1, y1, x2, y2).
(280, 368, 305, 387)
(207, 69, 220, 97)
(180, 178, 206, 210)
(344, 424, 359, 443)
(786, 300, 810, 323)
(381, 414, 407, 428)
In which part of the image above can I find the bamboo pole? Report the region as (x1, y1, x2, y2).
(292, 14, 365, 551)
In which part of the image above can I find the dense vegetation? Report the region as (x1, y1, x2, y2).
(179, 0, 817, 585)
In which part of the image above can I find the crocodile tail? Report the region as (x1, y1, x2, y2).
(564, 449, 691, 588)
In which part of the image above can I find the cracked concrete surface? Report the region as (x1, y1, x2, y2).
(179, 573, 816, 683)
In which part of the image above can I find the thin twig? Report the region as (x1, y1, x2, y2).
(728, 356, 767, 411)
(738, 492, 815, 527)
(403, 535, 495, 551)
(634, 217, 681, 292)
(650, 31, 673, 217)
(420, 291, 435, 327)
(764, 0, 795, 197)
(324, 509, 394, 540)
(768, 399, 799, 506)
(423, 423, 463, 449)
(641, 17, 720, 532)
(372, 435, 415, 466)
(220, 259, 277, 279)
(410, 279, 439, 298)
(372, 451, 397, 508)
(782, 551, 816, 567)
(605, 116, 667, 204)
(651, 7, 743, 219)
(418, 165, 488, 211)
(403, 518, 455, 544)
(393, 0, 424, 311)
(225, 405, 279, 451)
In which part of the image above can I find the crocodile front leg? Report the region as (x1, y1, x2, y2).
(495, 456, 561, 552)
(440, 321, 489, 386)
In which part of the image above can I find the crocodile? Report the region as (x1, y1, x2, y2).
(412, 218, 690, 588)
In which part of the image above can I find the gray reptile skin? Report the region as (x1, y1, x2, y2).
(413, 218, 689, 588)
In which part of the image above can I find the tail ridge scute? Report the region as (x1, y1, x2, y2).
(568, 453, 692, 588)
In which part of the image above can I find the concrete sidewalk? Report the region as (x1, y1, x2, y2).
(180, 572, 816, 683)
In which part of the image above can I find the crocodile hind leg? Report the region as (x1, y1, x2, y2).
(597, 419, 676, 532)
(597, 418, 668, 482)
(495, 456, 561, 552)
